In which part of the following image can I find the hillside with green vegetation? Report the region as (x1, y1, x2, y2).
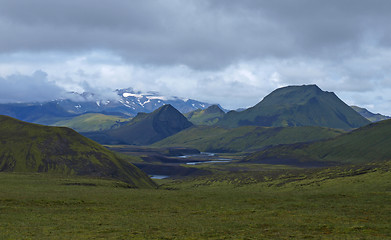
(51, 113, 130, 132)
(244, 119, 391, 165)
(351, 105, 390, 122)
(1, 160, 391, 239)
(217, 85, 370, 130)
(153, 125, 344, 153)
(85, 104, 193, 145)
(0, 115, 156, 188)
(185, 105, 225, 125)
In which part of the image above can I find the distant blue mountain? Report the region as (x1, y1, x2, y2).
(351, 106, 390, 122)
(0, 88, 212, 124)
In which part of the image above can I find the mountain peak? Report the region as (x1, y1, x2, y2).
(279, 84, 321, 91)
(87, 105, 193, 145)
(203, 105, 225, 114)
(261, 84, 324, 106)
(217, 85, 370, 130)
(156, 104, 176, 112)
(185, 104, 226, 126)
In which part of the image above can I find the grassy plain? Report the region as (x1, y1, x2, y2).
(1, 161, 391, 239)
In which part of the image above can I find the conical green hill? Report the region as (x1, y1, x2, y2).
(88, 104, 193, 145)
(217, 85, 370, 130)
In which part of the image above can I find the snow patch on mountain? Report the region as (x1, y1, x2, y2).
(122, 92, 143, 98)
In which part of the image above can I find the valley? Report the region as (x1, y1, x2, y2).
(105, 145, 240, 179)
(1, 84, 391, 239)
(2, 1, 391, 238)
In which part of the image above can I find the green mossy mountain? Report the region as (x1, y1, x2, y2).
(185, 105, 225, 125)
(244, 119, 391, 165)
(217, 85, 370, 130)
(51, 113, 130, 132)
(85, 104, 193, 145)
(351, 105, 390, 122)
(0, 115, 156, 188)
(153, 125, 344, 153)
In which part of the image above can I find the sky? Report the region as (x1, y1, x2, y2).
(0, 0, 391, 115)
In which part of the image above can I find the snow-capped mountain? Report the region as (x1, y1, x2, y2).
(115, 88, 210, 114)
(56, 88, 211, 116)
(0, 88, 213, 124)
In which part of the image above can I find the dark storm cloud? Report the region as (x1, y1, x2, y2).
(1, 0, 390, 69)
(0, 71, 65, 103)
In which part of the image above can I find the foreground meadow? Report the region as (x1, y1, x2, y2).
(1, 163, 391, 239)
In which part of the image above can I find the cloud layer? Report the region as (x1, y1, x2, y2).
(0, 70, 65, 103)
(0, 0, 390, 114)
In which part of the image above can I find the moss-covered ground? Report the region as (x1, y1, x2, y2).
(52, 113, 130, 132)
(1, 161, 391, 239)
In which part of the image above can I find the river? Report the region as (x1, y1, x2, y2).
(149, 152, 233, 179)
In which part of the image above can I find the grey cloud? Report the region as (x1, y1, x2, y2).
(0, 70, 66, 103)
(1, 0, 391, 115)
(1, 0, 391, 69)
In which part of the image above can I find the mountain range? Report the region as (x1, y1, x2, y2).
(2, 83, 390, 185)
(0, 88, 212, 125)
(1, 84, 388, 155)
(79, 85, 376, 149)
(0, 85, 388, 133)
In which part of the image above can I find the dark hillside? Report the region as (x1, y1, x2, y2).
(85, 104, 193, 145)
(244, 119, 391, 165)
(0, 115, 156, 188)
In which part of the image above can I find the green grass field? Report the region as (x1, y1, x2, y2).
(52, 113, 129, 132)
(1, 161, 391, 239)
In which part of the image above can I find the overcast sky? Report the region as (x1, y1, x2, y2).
(1, 0, 391, 114)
